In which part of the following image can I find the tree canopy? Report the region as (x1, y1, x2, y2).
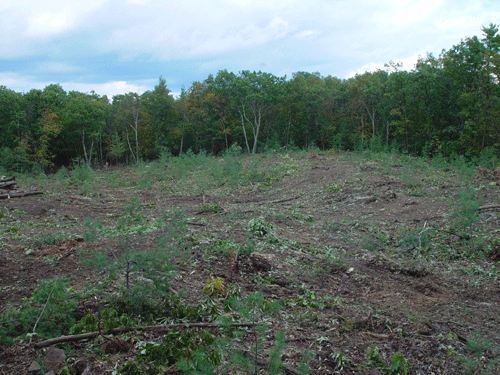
(1, 25, 499, 172)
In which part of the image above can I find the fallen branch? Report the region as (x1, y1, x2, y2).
(31, 286, 55, 343)
(34, 322, 256, 349)
(478, 204, 500, 211)
(0, 181, 17, 189)
(186, 221, 206, 226)
(0, 191, 43, 200)
(361, 332, 390, 340)
(255, 195, 301, 206)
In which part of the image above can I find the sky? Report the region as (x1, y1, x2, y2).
(0, 0, 499, 98)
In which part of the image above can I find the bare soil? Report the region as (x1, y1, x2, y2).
(1, 152, 499, 374)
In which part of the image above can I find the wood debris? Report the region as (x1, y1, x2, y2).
(0, 176, 43, 200)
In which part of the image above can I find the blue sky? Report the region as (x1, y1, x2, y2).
(0, 0, 498, 98)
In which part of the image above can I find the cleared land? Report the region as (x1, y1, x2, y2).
(1, 150, 499, 374)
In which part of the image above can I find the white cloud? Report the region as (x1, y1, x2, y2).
(0, 0, 106, 39)
(67, 81, 150, 97)
(34, 62, 81, 74)
(1, 0, 499, 94)
(295, 29, 319, 39)
(391, 0, 443, 25)
(25, 12, 73, 37)
(126, 0, 151, 4)
(347, 54, 422, 78)
(0, 71, 151, 97)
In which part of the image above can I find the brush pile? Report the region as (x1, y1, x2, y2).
(0, 176, 43, 199)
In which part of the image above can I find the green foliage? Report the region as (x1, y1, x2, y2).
(203, 276, 226, 296)
(450, 187, 482, 233)
(223, 142, 243, 157)
(283, 285, 344, 309)
(1, 25, 500, 167)
(121, 327, 222, 375)
(248, 217, 273, 237)
(81, 205, 186, 311)
(70, 308, 136, 334)
(388, 352, 410, 375)
(221, 291, 292, 374)
(458, 334, 499, 374)
(364, 345, 411, 375)
(68, 164, 96, 195)
(0, 278, 79, 344)
(330, 351, 347, 372)
(267, 330, 286, 374)
(197, 203, 222, 214)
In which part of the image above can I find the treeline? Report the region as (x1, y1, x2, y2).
(1, 25, 499, 172)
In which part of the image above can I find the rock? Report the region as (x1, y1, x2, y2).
(82, 366, 99, 375)
(27, 361, 41, 374)
(249, 252, 273, 272)
(43, 347, 66, 372)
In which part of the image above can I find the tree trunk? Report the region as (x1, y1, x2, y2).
(251, 107, 262, 154)
(239, 109, 251, 154)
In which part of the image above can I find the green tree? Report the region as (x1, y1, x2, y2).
(59, 91, 107, 165)
(210, 70, 285, 154)
(141, 77, 178, 157)
(112, 93, 144, 164)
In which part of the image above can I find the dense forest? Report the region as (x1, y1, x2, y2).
(1, 25, 499, 172)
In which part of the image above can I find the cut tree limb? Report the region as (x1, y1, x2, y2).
(0, 191, 43, 200)
(478, 204, 500, 211)
(0, 176, 16, 183)
(0, 181, 17, 189)
(33, 322, 256, 349)
(255, 195, 301, 206)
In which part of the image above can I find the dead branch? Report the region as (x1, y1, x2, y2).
(0, 191, 43, 200)
(0, 181, 17, 189)
(186, 221, 206, 226)
(255, 195, 301, 206)
(435, 229, 468, 240)
(0, 176, 16, 183)
(33, 322, 256, 349)
(478, 204, 500, 211)
(31, 286, 55, 343)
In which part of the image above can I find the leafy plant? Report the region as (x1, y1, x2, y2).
(388, 352, 410, 375)
(364, 345, 411, 375)
(203, 276, 226, 296)
(121, 327, 222, 374)
(248, 217, 273, 237)
(330, 351, 347, 371)
(70, 308, 136, 334)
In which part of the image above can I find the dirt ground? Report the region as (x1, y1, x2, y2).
(1, 152, 499, 374)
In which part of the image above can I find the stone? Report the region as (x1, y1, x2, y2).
(27, 361, 41, 374)
(43, 347, 66, 372)
(82, 366, 99, 375)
